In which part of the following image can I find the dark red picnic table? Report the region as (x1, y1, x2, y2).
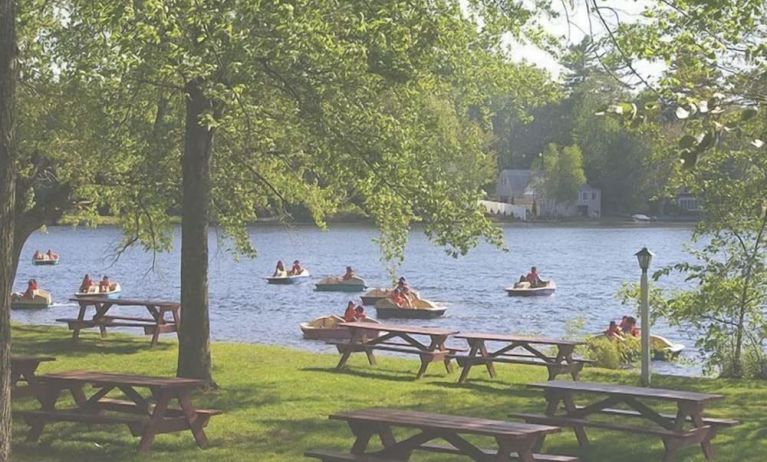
(59, 297, 181, 346)
(15, 370, 222, 454)
(10, 355, 55, 400)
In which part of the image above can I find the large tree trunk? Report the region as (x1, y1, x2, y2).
(176, 79, 214, 385)
(0, 0, 17, 459)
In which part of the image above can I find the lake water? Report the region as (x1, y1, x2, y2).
(12, 223, 704, 376)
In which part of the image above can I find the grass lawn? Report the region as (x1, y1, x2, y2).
(9, 324, 767, 462)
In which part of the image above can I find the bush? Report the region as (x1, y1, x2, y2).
(584, 335, 641, 369)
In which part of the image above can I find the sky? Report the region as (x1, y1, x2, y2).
(504, 0, 666, 82)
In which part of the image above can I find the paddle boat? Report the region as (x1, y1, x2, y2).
(592, 332, 685, 360)
(315, 276, 367, 292)
(266, 269, 310, 284)
(651, 334, 686, 360)
(505, 280, 556, 296)
(32, 253, 59, 266)
(10, 289, 52, 309)
(374, 297, 446, 319)
(361, 288, 392, 306)
(75, 282, 122, 299)
(300, 315, 381, 340)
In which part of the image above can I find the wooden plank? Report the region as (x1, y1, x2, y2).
(339, 322, 458, 337)
(69, 297, 180, 308)
(305, 450, 400, 461)
(527, 381, 723, 403)
(578, 407, 739, 427)
(38, 371, 205, 389)
(419, 443, 578, 461)
(455, 332, 583, 346)
(330, 409, 560, 438)
(508, 413, 704, 437)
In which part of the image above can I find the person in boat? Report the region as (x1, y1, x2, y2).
(289, 260, 304, 276)
(273, 260, 287, 277)
(46, 249, 58, 259)
(343, 301, 357, 322)
(525, 266, 544, 288)
(604, 321, 624, 340)
(623, 316, 640, 337)
(23, 279, 38, 299)
(33, 250, 43, 260)
(389, 288, 408, 307)
(99, 275, 111, 292)
(79, 274, 94, 293)
(354, 305, 367, 320)
(342, 266, 355, 281)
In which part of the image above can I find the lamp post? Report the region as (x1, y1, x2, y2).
(635, 247, 654, 387)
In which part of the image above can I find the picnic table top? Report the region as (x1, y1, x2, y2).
(11, 355, 56, 364)
(38, 370, 205, 389)
(70, 297, 180, 308)
(454, 332, 583, 346)
(330, 408, 561, 438)
(339, 321, 458, 337)
(528, 380, 723, 403)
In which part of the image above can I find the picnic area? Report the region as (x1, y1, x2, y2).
(9, 324, 764, 462)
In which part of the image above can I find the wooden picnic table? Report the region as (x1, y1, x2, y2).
(11, 355, 55, 399)
(306, 408, 576, 462)
(58, 297, 181, 346)
(453, 333, 590, 384)
(333, 322, 460, 379)
(511, 381, 739, 462)
(15, 370, 222, 454)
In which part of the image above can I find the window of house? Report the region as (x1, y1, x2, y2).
(582, 192, 588, 200)
(592, 192, 597, 200)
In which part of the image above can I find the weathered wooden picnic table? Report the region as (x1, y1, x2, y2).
(332, 322, 460, 379)
(306, 408, 577, 462)
(15, 370, 222, 454)
(11, 355, 55, 399)
(58, 297, 181, 346)
(510, 381, 739, 462)
(452, 333, 592, 384)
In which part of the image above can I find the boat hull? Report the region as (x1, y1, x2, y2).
(10, 300, 50, 309)
(315, 283, 366, 292)
(505, 287, 556, 297)
(267, 274, 309, 285)
(32, 259, 58, 266)
(374, 307, 446, 319)
(74, 290, 122, 299)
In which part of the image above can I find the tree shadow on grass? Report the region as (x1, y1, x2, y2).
(301, 366, 429, 383)
(11, 324, 174, 358)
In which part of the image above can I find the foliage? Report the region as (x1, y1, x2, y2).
(616, 281, 670, 327)
(585, 335, 641, 370)
(9, 324, 762, 462)
(536, 143, 586, 204)
(652, 147, 767, 378)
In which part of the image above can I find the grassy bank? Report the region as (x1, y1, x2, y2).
(9, 324, 765, 462)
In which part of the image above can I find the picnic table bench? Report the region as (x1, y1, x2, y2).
(14, 370, 221, 454)
(58, 297, 181, 346)
(306, 408, 577, 462)
(510, 381, 739, 462)
(11, 355, 55, 399)
(331, 322, 461, 379)
(451, 333, 592, 384)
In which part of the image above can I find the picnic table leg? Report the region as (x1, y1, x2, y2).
(27, 384, 61, 442)
(415, 356, 430, 380)
(146, 305, 163, 347)
(563, 392, 589, 447)
(478, 340, 497, 379)
(364, 346, 377, 366)
(348, 422, 375, 454)
(457, 341, 479, 384)
(497, 435, 536, 462)
(685, 403, 715, 460)
(178, 389, 209, 449)
(336, 328, 364, 369)
(138, 389, 172, 454)
(72, 303, 88, 340)
(543, 389, 562, 416)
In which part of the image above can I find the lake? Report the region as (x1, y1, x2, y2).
(11, 223, 704, 376)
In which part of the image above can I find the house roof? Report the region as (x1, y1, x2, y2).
(497, 169, 599, 198)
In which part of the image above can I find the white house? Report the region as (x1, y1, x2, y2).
(495, 169, 601, 218)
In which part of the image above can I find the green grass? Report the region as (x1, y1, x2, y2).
(9, 324, 766, 462)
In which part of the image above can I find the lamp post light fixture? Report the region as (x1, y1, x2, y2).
(635, 247, 654, 387)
